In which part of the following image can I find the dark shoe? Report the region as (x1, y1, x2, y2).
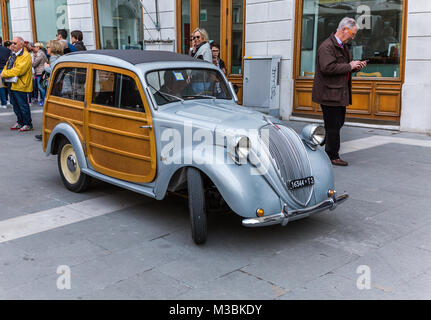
(34, 134, 42, 141)
(331, 158, 348, 166)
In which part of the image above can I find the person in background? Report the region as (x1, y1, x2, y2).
(34, 40, 63, 141)
(189, 28, 212, 63)
(44, 40, 63, 75)
(1, 36, 34, 132)
(0, 36, 11, 108)
(56, 29, 76, 54)
(26, 42, 38, 104)
(32, 42, 48, 106)
(210, 43, 226, 75)
(312, 17, 366, 166)
(3, 40, 12, 50)
(71, 30, 87, 51)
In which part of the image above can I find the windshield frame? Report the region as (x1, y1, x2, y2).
(144, 67, 233, 107)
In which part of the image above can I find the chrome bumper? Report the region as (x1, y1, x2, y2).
(242, 192, 349, 227)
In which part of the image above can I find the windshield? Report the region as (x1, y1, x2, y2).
(146, 68, 232, 106)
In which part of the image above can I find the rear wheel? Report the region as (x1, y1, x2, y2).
(187, 167, 207, 244)
(57, 138, 90, 192)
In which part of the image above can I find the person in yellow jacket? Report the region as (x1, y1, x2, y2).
(1, 37, 33, 131)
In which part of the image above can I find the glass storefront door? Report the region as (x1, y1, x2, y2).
(199, 0, 221, 47)
(34, 0, 69, 45)
(96, 0, 143, 50)
(176, 0, 245, 101)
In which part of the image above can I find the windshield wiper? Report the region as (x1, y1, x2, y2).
(182, 94, 216, 100)
(148, 84, 184, 103)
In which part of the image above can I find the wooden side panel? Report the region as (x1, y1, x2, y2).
(294, 80, 314, 111)
(293, 79, 402, 122)
(374, 83, 402, 117)
(348, 81, 373, 115)
(85, 65, 157, 183)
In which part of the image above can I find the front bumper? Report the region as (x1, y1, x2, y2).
(242, 192, 348, 227)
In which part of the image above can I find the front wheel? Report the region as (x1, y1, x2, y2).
(57, 138, 90, 192)
(187, 167, 207, 244)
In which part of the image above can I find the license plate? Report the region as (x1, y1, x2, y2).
(288, 176, 315, 190)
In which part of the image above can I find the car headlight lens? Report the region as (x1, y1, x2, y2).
(300, 124, 325, 147)
(235, 136, 250, 159)
(311, 125, 325, 145)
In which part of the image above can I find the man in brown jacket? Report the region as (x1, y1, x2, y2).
(312, 17, 367, 166)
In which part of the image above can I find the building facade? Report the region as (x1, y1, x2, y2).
(2, 0, 430, 134)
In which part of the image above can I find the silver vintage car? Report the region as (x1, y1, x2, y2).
(43, 50, 348, 244)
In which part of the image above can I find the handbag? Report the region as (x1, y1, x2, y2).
(40, 71, 49, 91)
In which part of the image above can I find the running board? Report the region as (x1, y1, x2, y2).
(81, 168, 156, 199)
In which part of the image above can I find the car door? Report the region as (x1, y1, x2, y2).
(84, 65, 156, 183)
(43, 63, 88, 151)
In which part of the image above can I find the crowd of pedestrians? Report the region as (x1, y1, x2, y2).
(0, 29, 86, 134)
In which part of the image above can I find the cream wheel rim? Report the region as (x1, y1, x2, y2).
(60, 144, 80, 184)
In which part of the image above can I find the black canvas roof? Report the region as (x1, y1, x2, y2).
(68, 49, 202, 65)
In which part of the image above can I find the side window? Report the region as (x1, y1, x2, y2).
(92, 69, 145, 112)
(51, 67, 86, 102)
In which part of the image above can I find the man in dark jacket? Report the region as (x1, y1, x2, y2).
(56, 29, 76, 54)
(0, 37, 11, 108)
(312, 17, 366, 166)
(71, 30, 87, 51)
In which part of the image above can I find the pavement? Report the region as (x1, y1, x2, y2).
(0, 104, 430, 300)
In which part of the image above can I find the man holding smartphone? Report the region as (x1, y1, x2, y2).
(312, 17, 367, 166)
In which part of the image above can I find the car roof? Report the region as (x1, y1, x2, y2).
(67, 49, 203, 65)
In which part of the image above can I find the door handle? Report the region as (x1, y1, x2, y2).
(140, 125, 152, 130)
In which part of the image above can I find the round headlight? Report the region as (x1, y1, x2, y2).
(235, 136, 250, 159)
(311, 125, 325, 145)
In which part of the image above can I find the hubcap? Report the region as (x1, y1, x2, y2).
(67, 155, 77, 172)
(60, 144, 80, 184)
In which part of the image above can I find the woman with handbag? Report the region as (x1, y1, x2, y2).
(35, 40, 63, 141)
(32, 42, 48, 106)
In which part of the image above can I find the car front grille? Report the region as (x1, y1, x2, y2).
(260, 124, 313, 206)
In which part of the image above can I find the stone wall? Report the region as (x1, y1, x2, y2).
(244, 0, 295, 120)
(401, 0, 431, 134)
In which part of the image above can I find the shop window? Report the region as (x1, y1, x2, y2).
(299, 0, 403, 79)
(92, 69, 144, 112)
(51, 67, 86, 102)
(96, 0, 143, 50)
(33, 0, 69, 45)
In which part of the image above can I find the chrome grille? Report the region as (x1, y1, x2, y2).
(260, 124, 313, 206)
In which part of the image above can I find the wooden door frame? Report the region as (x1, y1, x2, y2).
(1, 0, 10, 41)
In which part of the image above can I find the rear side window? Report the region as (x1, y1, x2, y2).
(51, 67, 86, 102)
(92, 69, 145, 112)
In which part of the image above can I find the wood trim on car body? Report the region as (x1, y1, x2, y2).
(43, 62, 89, 152)
(85, 64, 157, 183)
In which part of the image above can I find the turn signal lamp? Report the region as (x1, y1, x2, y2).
(328, 189, 335, 197)
(256, 208, 264, 217)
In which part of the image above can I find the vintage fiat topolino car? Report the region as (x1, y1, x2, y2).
(42, 50, 348, 244)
